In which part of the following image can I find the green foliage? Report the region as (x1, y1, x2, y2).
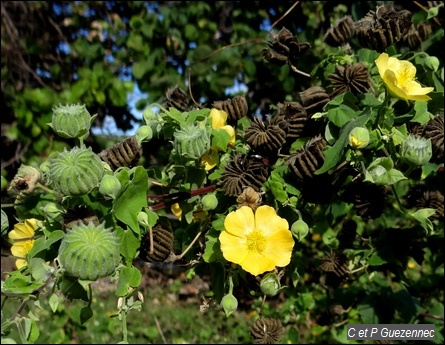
(2, 1, 444, 344)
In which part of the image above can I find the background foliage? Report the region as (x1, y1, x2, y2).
(1, 1, 444, 344)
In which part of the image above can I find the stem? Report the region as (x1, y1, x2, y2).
(390, 184, 408, 214)
(121, 297, 129, 344)
(35, 182, 59, 195)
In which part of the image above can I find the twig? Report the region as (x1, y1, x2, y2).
(270, 1, 300, 30)
(154, 315, 168, 344)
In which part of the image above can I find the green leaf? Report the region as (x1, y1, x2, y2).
(368, 252, 388, 266)
(116, 266, 142, 296)
(316, 110, 372, 174)
(120, 228, 140, 267)
(409, 208, 436, 234)
(327, 105, 359, 128)
(80, 306, 94, 325)
(49, 293, 61, 313)
(114, 166, 148, 233)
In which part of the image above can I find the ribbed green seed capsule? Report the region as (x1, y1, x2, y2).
(49, 147, 104, 196)
(173, 123, 210, 160)
(58, 222, 120, 281)
(49, 103, 96, 139)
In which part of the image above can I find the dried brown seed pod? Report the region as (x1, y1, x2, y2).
(355, 5, 412, 52)
(276, 101, 308, 139)
(405, 185, 444, 220)
(164, 85, 189, 112)
(98, 136, 142, 171)
(244, 116, 287, 155)
(262, 27, 310, 67)
(341, 179, 388, 219)
(299, 86, 330, 114)
(286, 135, 327, 181)
(328, 63, 371, 99)
(423, 115, 444, 164)
(324, 15, 356, 47)
(319, 250, 349, 277)
(236, 186, 263, 210)
(138, 225, 174, 263)
(250, 317, 285, 344)
(219, 154, 268, 197)
(212, 95, 248, 124)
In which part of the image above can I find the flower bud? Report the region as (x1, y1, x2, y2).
(99, 174, 121, 199)
(221, 293, 238, 317)
(49, 104, 96, 139)
(424, 56, 440, 72)
(349, 127, 370, 149)
(173, 123, 210, 160)
(260, 272, 282, 297)
(400, 135, 432, 166)
(137, 211, 149, 227)
(41, 202, 65, 222)
(136, 125, 153, 144)
(291, 219, 309, 241)
(201, 194, 218, 210)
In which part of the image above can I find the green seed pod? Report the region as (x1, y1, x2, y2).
(99, 174, 121, 199)
(49, 147, 104, 196)
(41, 202, 65, 222)
(260, 272, 282, 297)
(291, 219, 309, 241)
(221, 293, 238, 317)
(349, 127, 370, 149)
(400, 135, 432, 166)
(136, 125, 153, 144)
(201, 194, 218, 210)
(49, 103, 96, 139)
(58, 221, 120, 281)
(173, 123, 210, 160)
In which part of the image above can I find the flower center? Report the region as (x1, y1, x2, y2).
(246, 230, 266, 253)
(22, 240, 35, 255)
(396, 66, 412, 86)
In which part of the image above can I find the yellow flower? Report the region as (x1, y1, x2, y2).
(201, 109, 236, 171)
(8, 218, 40, 269)
(219, 205, 294, 276)
(171, 203, 182, 220)
(375, 53, 434, 101)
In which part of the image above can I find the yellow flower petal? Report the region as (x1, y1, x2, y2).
(254, 205, 289, 237)
(201, 148, 218, 171)
(15, 259, 28, 269)
(8, 218, 39, 240)
(171, 203, 182, 220)
(376, 53, 434, 102)
(221, 125, 236, 144)
(224, 206, 255, 237)
(10, 240, 34, 258)
(209, 108, 228, 130)
(239, 251, 276, 276)
(219, 205, 295, 276)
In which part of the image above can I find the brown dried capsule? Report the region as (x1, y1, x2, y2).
(219, 154, 268, 197)
(138, 225, 174, 263)
(62, 205, 100, 231)
(341, 179, 388, 219)
(324, 15, 356, 47)
(98, 135, 142, 171)
(355, 5, 412, 52)
(286, 135, 327, 181)
(299, 86, 330, 114)
(423, 115, 444, 164)
(250, 317, 285, 344)
(328, 63, 371, 99)
(244, 116, 287, 155)
(405, 185, 444, 220)
(319, 250, 349, 278)
(212, 95, 248, 124)
(164, 85, 189, 112)
(276, 101, 308, 139)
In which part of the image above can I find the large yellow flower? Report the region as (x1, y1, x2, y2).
(8, 218, 40, 269)
(375, 53, 434, 101)
(219, 205, 294, 276)
(201, 108, 236, 171)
